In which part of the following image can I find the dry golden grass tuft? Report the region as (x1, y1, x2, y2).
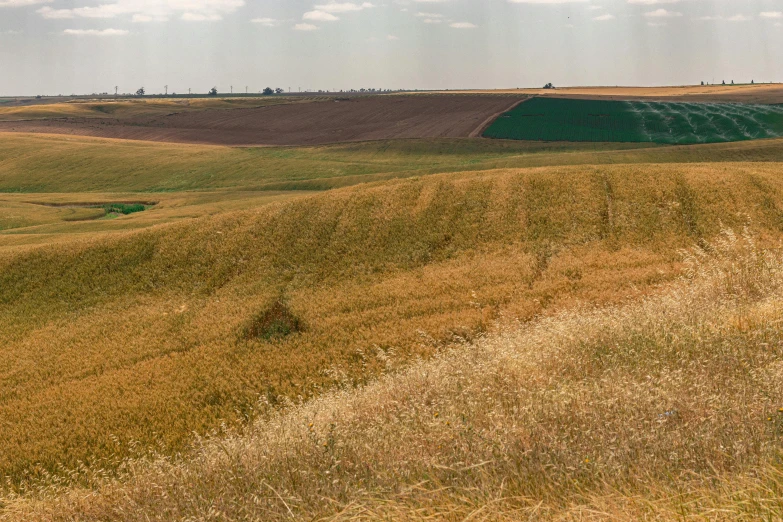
(4, 229, 782, 521)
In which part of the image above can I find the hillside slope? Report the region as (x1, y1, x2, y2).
(2, 133, 783, 194)
(5, 230, 783, 521)
(2, 161, 783, 485)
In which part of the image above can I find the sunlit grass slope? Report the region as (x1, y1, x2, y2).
(0, 97, 306, 121)
(6, 231, 783, 521)
(2, 133, 783, 193)
(0, 190, 306, 246)
(2, 162, 783, 488)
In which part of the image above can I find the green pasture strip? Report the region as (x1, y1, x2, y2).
(2, 133, 783, 194)
(484, 97, 783, 145)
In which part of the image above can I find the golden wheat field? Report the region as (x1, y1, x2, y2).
(1, 123, 783, 520)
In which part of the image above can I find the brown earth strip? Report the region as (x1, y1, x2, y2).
(0, 95, 526, 147)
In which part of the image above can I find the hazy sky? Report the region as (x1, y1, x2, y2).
(1, 0, 781, 96)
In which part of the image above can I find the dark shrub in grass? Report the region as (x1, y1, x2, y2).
(242, 300, 304, 341)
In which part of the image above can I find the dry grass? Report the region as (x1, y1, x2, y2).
(4, 229, 782, 521)
(1, 161, 783, 489)
(0, 190, 307, 249)
(437, 83, 783, 103)
(0, 97, 308, 121)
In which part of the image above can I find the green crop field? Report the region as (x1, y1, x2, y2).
(484, 97, 783, 144)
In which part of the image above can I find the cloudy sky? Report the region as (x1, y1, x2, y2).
(1, 0, 781, 96)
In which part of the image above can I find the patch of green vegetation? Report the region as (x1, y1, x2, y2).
(485, 97, 783, 144)
(102, 203, 146, 215)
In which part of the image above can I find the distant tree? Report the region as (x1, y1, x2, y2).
(751, 80, 755, 84)
(722, 80, 726, 85)
(208, 87, 218, 96)
(275, 88, 284, 94)
(135, 87, 145, 96)
(543, 83, 555, 90)
(731, 80, 734, 85)
(701, 81, 704, 86)
(263, 87, 274, 95)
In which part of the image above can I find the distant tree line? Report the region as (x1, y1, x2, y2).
(129, 86, 408, 97)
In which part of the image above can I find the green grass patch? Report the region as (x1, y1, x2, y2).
(484, 97, 783, 144)
(4, 134, 783, 195)
(102, 203, 146, 215)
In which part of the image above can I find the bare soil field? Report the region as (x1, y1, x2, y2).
(0, 95, 524, 146)
(439, 84, 783, 103)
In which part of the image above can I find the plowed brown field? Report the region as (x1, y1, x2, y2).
(0, 95, 524, 146)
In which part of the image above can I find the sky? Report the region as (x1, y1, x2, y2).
(0, 0, 782, 96)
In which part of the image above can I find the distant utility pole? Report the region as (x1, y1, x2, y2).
(114, 86, 118, 96)
(189, 88, 191, 95)
(246, 86, 248, 94)
(165, 85, 168, 95)
(230, 85, 233, 94)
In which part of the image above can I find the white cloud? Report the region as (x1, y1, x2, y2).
(63, 28, 129, 35)
(760, 12, 782, 19)
(313, 2, 373, 13)
(38, 0, 243, 22)
(450, 21, 476, 28)
(294, 22, 317, 30)
(181, 12, 221, 20)
(0, 0, 49, 6)
(387, 34, 399, 40)
(508, 0, 588, 4)
(628, 0, 680, 4)
(645, 8, 681, 18)
(251, 17, 280, 26)
(697, 14, 752, 22)
(593, 13, 614, 21)
(0, 0, 50, 6)
(726, 14, 752, 22)
(303, 10, 339, 21)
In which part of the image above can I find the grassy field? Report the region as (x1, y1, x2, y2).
(3, 133, 783, 195)
(7, 231, 783, 520)
(485, 97, 783, 144)
(437, 83, 783, 103)
(0, 97, 315, 121)
(3, 134, 783, 252)
(2, 158, 783, 486)
(2, 124, 783, 519)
